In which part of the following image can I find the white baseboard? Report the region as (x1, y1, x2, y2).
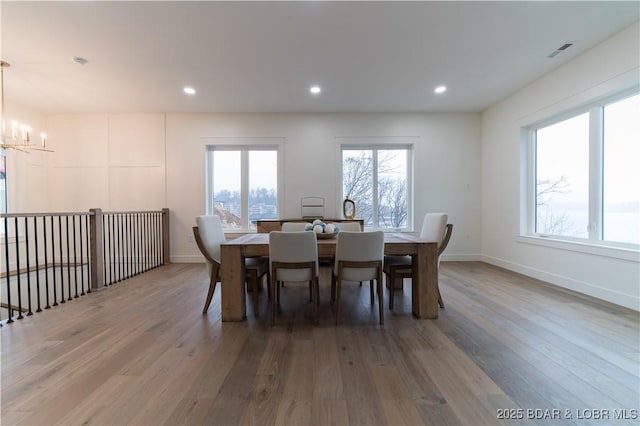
(441, 253, 482, 262)
(171, 255, 205, 263)
(481, 254, 639, 312)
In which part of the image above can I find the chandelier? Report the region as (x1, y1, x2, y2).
(0, 60, 52, 153)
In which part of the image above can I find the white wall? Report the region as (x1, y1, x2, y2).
(481, 22, 640, 310)
(166, 112, 481, 262)
(12, 111, 481, 265)
(44, 114, 166, 212)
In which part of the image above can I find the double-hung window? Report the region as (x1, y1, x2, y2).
(341, 145, 412, 230)
(206, 145, 279, 231)
(528, 90, 639, 246)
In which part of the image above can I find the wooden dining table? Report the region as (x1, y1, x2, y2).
(219, 232, 439, 321)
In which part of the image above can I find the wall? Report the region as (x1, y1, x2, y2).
(12, 111, 481, 265)
(481, 22, 640, 310)
(166, 112, 482, 262)
(44, 114, 166, 212)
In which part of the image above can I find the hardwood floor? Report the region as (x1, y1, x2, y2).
(1, 262, 638, 425)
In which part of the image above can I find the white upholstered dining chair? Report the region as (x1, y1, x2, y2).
(335, 221, 362, 232)
(268, 231, 320, 325)
(193, 215, 269, 315)
(383, 213, 452, 310)
(332, 231, 385, 325)
(281, 222, 308, 232)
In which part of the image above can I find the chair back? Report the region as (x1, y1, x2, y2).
(269, 231, 319, 281)
(419, 213, 449, 248)
(336, 221, 362, 232)
(334, 231, 384, 281)
(281, 222, 308, 232)
(195, 215, 226, 263)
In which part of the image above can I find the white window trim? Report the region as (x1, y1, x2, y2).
(339, 143, 414, 231)
(523, 87, 640, 254)
(205, 141, 283, 232)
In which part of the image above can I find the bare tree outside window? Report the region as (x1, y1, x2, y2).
(342, 148, 409, 229)
(536, 176, 575, 235)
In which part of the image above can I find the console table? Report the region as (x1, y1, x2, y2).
(256, 218, 364, 233)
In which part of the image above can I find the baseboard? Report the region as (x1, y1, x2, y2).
(441, 253, 482, 262)
(171, 255, 205, 264)
(481, 254, 639, 312)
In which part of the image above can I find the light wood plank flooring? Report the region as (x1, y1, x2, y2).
(1, 262, 638, 425)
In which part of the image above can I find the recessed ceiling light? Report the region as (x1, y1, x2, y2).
(183, 87, 196, 95)
(310, 85, 321, 95)
(434, 85, 447, 94)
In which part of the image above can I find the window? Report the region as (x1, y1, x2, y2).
(206, 146, 279, 231)
(341, 145, 412, 230)
(530, 91, 639, 246)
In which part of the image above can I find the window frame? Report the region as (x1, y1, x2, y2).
(339, 143, 413, 231)
(525, 87, 639, 249)
(205, 143, 282, 232)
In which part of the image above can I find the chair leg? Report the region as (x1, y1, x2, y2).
(270, 272, 276, 326)
(331, 274, 336, 303)
(266, 271, 271, 301)
(276, 281, 282, 313)
(388, 272, 395, 310)
(312, 277, 319, 325)
(377, 275, 384, 325)
(437, 287, 445, 309)
(335, 278, 342, 325)
(369, 280, 374, 305)
(202, 276, 217, 314)
(246, 270, 259, 317)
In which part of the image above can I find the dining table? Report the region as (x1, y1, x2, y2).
(219, 232, 439, 321)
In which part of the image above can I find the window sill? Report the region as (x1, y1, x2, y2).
(517, 235, 639, 263)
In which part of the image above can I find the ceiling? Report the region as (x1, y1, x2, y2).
(1, 1, 638, 114)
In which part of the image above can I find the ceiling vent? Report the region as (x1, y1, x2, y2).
(547, 43, 574, 58)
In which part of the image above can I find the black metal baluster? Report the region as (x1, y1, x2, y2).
(79, 215, 85, 296)
(51, 216, 58, 306)
(85, 215, 91, 293)
(143, 213, 148, 272)
(154, 212, 160, 268)
(118, 214, 123, 281)
(158, 213, 164, 265)
(157, 212, 162, 267)
(152, 213, 157, 268)
(73, 215, 78, 298)
(126, 214, 131, 278)
(58, 215, 65, 304)
(44, 216, 51, 309)
(142, 213, 149, 272)
(111, 214, 116, 284)
(135, 213, 141, 276)
(14, 217, 24, 319)
(34, 217, 42, 313)
(122, 214, 127, 279)
(147, 213, 152, 271)
(4, 216, 12, 323)
(102, 215, 108, 286)
(151, 213, 155, 269)
(24, 217, 33, 316)
(65, 216, 72, 301)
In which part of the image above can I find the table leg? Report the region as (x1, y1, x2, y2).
(220, 245, 246, 321)
(412, 242, 439, 319)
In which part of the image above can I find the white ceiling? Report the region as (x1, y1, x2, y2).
(1, 1, 638, 114)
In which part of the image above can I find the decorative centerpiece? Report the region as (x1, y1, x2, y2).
(304, 219, 340, 239)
